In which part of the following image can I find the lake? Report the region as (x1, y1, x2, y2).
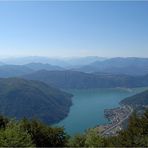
(57, 87, 148, 135)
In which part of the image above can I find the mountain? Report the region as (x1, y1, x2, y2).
(1, 56, 70, 67)
(1, 56, 106, 68)
(22, 70, 148, 89)
(120, 89, 148, 107)
(77, 57, 148, 75)
(91, 57, 148, 67)
(0, 61, 5, 66)
(25, 63, 64, 71)
(0, 78, 72, 124)
(0, 63, 64, 78)
(3, 57, 148, 75)
(63, 56, 106, 67)
(0, 65, 34, 78)
(96, 65, 148, 76)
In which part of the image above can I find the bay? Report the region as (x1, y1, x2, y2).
(57, 87, 148, 135)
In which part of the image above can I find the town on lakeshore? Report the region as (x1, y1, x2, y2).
(96, 105, 133, 137)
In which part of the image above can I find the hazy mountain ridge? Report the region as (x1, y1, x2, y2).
(1, 56, 105, 67)
(1, 57, 148, 89)
(22, 70, 148, 89)
(0, 63, 65, 78)
(25, 63, 64, 71)
(0, 61, 5, 66)
(92, 57, 148, 67)
(0, 65, 34, 78)
(2, 57, 148, 76)
(77, 57, 148, 75)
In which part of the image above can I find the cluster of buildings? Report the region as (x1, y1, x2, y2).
(96, 105, 133, 136)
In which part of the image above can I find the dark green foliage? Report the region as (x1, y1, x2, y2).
(84, 129, 104, 147)
(68, 129, 105, 147)
(0, 115, 9, 129)
(0, 111, 147, 147)
(20, 118, 68, 147)
(0, 78, 72, 124)
(68, 134, 86, 147)
(0, 115, 69, 147)
(0, 122, 34, 147)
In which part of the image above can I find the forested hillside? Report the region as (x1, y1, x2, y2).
(23, 70, 148, 89)
(121, 89, 148, 107)
(0, 78, 72, 124)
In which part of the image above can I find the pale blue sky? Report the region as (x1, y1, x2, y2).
(0, 1, 148, 58)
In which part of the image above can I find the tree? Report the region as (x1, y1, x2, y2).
(0, 123, 34, 147)
(68, 134, 86, 147)
(84, 129, 104, 147)
(0, 115, 9, 129)
(68, 129, 104, 147)
(20, 118, 68, 147)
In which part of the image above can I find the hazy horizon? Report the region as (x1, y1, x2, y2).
(1, 55, 148, 59)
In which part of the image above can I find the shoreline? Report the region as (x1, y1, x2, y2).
(96, 105, 133, 137)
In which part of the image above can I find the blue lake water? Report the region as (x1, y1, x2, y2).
(57, 87, 148, 135)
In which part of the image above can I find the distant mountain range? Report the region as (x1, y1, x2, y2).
(0, 57, 148, 89)
(1, 56, 106, 67)
(0, 63, 64, 78)
(62, 56, 106, 67)
(1, 57, 148, 76)
(0, 78, 72, 124)
(1, 56, 69, 67)
(0, 65, 34, 78)
(74, 57, 148, 76)
(0, 61, 5, 66)
(22, 70, 148, 89)
(76, 57, 148, 76)
(25, 63, 64, 71)
(0, 56, 148, 76)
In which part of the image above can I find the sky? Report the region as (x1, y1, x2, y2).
(0, 1, 148, 58)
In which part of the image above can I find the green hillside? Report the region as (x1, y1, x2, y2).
(0, 78, 72, 124)
(121, 89, 148, 107)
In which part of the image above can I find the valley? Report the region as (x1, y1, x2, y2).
(0, 57, 148, 135)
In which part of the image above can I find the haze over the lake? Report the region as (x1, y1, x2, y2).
(0, 1, 148, 58)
